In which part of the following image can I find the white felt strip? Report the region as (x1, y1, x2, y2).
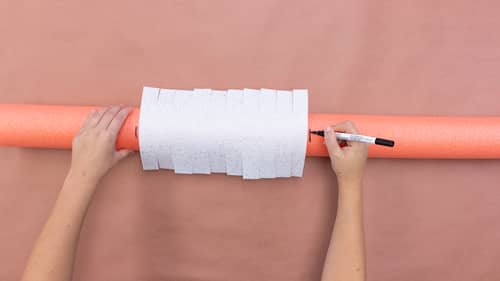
(241, 89, 261, 179)
(157, 89, 175, 170)
(138, 87, 160, 170)
(258, 89, 277, 179)
(274, 90, 293, 177)
(208, 90, 227, 173)
(171, 90, 194, 174)
(190, 89, 211, 174)
(138, 86, 308, 180)
(225, 89, 244, 176)
(291, 89, 309, 177)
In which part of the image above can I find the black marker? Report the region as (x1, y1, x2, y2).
(310, 130, 395, 147)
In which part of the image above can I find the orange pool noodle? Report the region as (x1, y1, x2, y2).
(1, 104, 499, 159)
(308, 114, 500, 158)
(0, 104, 139, 150)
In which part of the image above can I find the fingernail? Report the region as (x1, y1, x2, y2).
(325, 127, 332, 133)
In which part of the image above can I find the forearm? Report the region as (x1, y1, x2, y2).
(321, 181, 366, 281)
(21, 174, 97, 281)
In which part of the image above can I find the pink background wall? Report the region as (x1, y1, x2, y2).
(1, 1, 499, 280)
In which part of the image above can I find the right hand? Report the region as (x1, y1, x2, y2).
(324, 121, 368, 186)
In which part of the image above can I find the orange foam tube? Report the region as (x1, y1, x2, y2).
(1, 104, 499, 159)
(0, 104, 139, 150)
(308, 114, 500, 158)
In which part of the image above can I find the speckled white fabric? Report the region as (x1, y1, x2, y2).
(138, 86, 308, 179)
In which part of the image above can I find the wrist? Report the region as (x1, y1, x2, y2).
(59, 173, 98, 209)
(66, 168, 100, 189)
(337, 178, 363, 192)
(337, 180, 363, 207)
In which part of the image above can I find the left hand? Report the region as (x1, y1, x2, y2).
(68, 105, 133, 185)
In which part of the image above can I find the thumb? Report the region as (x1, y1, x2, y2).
(115, 149, 134, 162)
(324, 126, 343, 158)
